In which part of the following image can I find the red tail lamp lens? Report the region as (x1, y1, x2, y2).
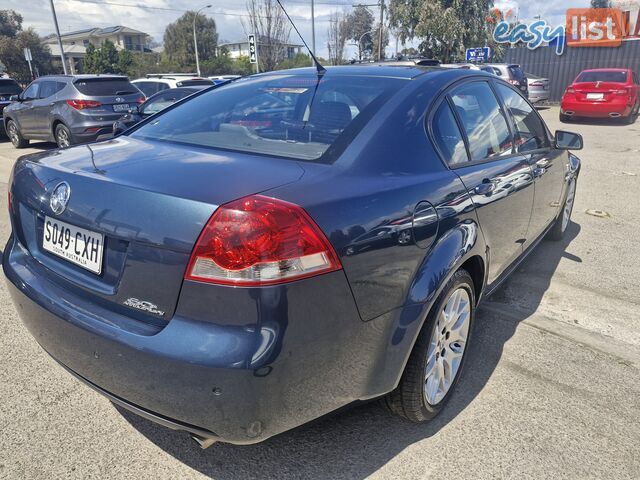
(186, 195, 342, 286)
(67, 99, 102, 110)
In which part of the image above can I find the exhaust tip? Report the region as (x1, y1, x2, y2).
(609, 112, 621, 118)
(565, 111, 575, 116)
(191, 434, 217, 449)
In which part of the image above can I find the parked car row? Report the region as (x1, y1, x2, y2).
(2, 64, 638, 150)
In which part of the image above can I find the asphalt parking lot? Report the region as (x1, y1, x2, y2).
(0, 106, 639, 479)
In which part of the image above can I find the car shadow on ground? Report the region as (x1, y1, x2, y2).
(561, 117, 637, 127)
(117, 223, 581, 480)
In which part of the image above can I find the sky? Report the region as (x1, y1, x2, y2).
(5, 0, 594, 59)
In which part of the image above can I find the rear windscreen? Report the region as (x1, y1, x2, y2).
(176, 79, 214, 87)
(131, 74, 404, 162)
(576, 71, 627, 83)
(74, 78, 139, 96)
(0, 79, 22, 95)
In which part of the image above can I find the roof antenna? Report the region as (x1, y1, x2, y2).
(276, 0, 326, 76)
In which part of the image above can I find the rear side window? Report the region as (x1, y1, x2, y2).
(450, 82, 512, 162)
(38, 81, 65, 99)
(496, 84, 549, 152)
(0, 79, 22, 95)
(134, 81, 160, 96)
(142, 90, 191, 115)
(576, 71, 627, 83)
(74, 77, 138, 96)
(432, 101, 468, 165)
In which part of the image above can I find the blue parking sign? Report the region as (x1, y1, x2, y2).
(466, 47, 491, 63)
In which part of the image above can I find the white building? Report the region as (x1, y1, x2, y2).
(218, 37, 303, 60)
(43, 26, 150, 74)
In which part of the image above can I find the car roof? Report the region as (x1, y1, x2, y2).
(580, 68, 628, 72)
(255, 65, 454, 80)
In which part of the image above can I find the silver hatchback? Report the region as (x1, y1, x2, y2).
(3, 75, 144, 148)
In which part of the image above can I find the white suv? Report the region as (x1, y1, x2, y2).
(131, 74, 214, 97)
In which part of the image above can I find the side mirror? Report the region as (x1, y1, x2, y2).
(555, 130, 583, 150)
(9, 95, 20, 102)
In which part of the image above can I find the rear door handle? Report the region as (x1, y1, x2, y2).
(474, 181, 495, 196)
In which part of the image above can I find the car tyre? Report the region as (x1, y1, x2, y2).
(382, 269, 475, 422)
(55, 123, 74, 148)
(5, 120, 29, 148)
(548, 177, 577, 241)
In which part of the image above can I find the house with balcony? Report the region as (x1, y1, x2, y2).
(43, 26, 150, 74)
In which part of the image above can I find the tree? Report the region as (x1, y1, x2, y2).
(0, 10, 52, 81)
(83, 40, 134, 75)
(345, 5, 375, 60)
(164, 11, 218, 70)
(243, 0, 291, 72)
(277, 52, 313, 70)
(327, 11, 349, 65)
(591, 0, 612, 6)
(388, 0, 495, 63)
(0, 9, 22, 37)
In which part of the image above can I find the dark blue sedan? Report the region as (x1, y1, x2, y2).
(4, 66, 582, 446)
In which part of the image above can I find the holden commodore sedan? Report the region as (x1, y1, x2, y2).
(4, 66, 582, 447)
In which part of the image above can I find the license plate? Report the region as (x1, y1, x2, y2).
(587, 93, 604, 100)
(113, 103, 131, 112)
(43, 217, 104, 274)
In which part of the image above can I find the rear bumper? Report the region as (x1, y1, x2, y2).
(561, 99, 633, 118)
(4, 235, 397, 444)
(528, 91, 549, 103)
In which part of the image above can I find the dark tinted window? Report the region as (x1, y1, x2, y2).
(22, 82, 39, 100)
(576, 71, 627, 83)
(74, 77, 138, 96)
(132, 74, 402, 162)
(176, 79, 213, 87)
(432, 101, 468, 165)
(142, 89, 192, 115)
(450, 82, 512, 161)
(0, 79, 22, 95)
(38, 80, 65, 99)
(496, 84, 549, 152)
(508, 66, 525, 81)
(134, 81, 160, 96)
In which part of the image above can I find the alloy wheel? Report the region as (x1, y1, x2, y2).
(7, 122, 19, 147)
(562, 179, 576, 232)
(57, 128, 70, 148)
(424, 287, 471, 405)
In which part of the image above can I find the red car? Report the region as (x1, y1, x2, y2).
(560, 68, 640, 124)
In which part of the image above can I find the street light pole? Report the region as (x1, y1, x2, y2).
(49, 0, 68, 75)
(193, 4, 211, 77)
(311, 0, 316, 56)
(378, 0, 384, 61)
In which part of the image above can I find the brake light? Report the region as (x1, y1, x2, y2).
(7, 191, 11, 211)
(566, 87, 575, 95)
(530, 82, 544, 86)
(137, 96, 146, 104)
(66, 99, 102, 110)
(615, 88, 630, 95)
(186, 195, 342, 286)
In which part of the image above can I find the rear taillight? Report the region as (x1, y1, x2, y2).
(530, 82, 544, 86)
(566, 87, 575, 95)
(615, 88, 630, 95)
(7, 191, 11, 211)
(67, 99, 102, 110)
(185, 195, 342, 286)
(137, 96, 146, 104)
